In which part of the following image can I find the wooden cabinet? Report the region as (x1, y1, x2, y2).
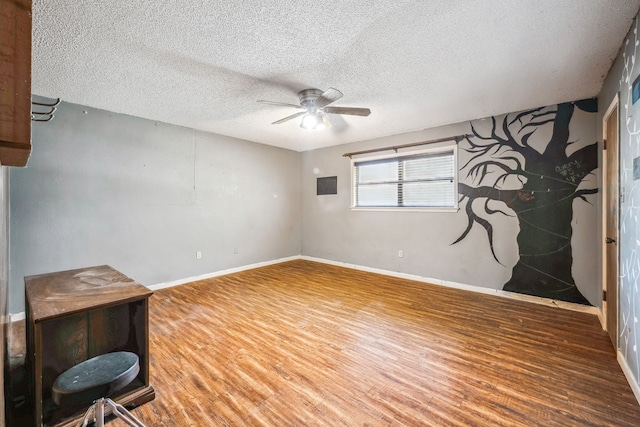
(0, 0, 32, 166)
(25, 266, 155, 426)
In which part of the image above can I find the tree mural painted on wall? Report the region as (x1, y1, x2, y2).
(453, 99, 598, 305)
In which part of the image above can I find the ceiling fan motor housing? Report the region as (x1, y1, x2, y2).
(298, 89, 323, 109)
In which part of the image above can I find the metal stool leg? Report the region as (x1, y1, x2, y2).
(96, 398, 105, 427)
(74, 397, 146, 427)
(104, 398, 147, 427)
(75, 404, 95, 427)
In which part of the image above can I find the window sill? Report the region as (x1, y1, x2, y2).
(350, 207, 459, 213)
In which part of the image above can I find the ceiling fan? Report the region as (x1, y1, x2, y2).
(257, 88, 371, 130)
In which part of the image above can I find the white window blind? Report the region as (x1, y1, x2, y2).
(352, 148, 457, 209)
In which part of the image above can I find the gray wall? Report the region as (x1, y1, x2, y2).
(599, 13, 640, 393)
(301, 106, 599, 306)
(9, 101, 300, 313)
(301, 126, 516, 288)
(10, 97, 600, 314)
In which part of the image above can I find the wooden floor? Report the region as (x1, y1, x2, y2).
(116, 260, 639, 426)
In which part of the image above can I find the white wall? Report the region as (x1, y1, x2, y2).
(8, 101, 301, 313)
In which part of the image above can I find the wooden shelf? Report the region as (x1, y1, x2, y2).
(0, 0, 32, 167)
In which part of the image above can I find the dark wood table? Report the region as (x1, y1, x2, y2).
(25, 265, 155, 426)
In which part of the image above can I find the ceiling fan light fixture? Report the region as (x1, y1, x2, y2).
(300, 112, 322, 130)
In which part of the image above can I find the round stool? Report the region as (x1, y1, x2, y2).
(52, 351, 146, 427)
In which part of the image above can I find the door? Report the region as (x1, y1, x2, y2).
(604, 99, 619, 348)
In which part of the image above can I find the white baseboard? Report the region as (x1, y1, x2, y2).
(8, 254, 600, 320)
(8, 256, 302, 320)
(10, 255, 632, 402)
(147, 255, 301, 291)
(300, 256, 600, 316)
(597, 308, 606, 330)
(618, 350, 640, 406)
(9, 311, 25, 322)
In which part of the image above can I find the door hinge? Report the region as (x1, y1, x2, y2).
(603, 289, 607, 302)
(604, 138, 607, 150)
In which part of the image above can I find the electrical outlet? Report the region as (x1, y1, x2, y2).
(196, 251, 202, 259)
(233, 247, 238, 254)
(398, 250, 404, 258)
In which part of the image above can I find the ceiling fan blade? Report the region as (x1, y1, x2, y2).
(257, 100, 304, 109)
(272, 111, 306, 125)
(323, 106, 371, 116)
(315, 88, 343, 108)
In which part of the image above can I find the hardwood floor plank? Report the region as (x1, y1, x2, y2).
(102, 260, 639, 426)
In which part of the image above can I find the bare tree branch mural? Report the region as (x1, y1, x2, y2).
(454, 100, 598, 304)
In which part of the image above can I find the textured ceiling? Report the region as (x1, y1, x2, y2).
(32, 1, 640, 152)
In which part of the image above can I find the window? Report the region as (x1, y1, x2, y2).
(351, 146, 457, 210)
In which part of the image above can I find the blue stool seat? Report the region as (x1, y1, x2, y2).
(51, 352, 145, 426)
(52, 351, 139, 407)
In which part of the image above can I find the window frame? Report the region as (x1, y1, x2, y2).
(350, 144, 459, 212)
